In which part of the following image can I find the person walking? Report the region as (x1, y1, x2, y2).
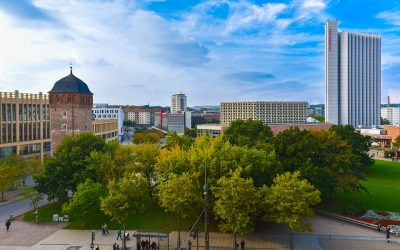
(5, 220, 11, 232)
(95, 245, 99, 250)
(101, 224, 105, 235)
(187, 239, 192, 250)
(116, 230, 122, 240)
(113, 243, 117, 250)
(387, 227, 390, 243)
(240, 240, 245, 250)
(104, 224, 109, 235)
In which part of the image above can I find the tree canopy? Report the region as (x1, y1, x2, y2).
(223, 119, 273, 148)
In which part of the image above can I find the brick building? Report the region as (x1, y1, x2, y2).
(48, 67, 93, 153)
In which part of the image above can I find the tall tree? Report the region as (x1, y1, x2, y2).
(35, 132, 107, 202)
(262, 171, 321, 250)
(212, 168, 259, 249)
(101, 174, 149, 249)
(223, 119, 273, 148)
(62, 179, 104, 226)
(0, 155, 23, 201)
(156, 172, 203, 249)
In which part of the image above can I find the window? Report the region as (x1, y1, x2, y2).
(61, 124, 67, 131)
(62, 110, 67, 118)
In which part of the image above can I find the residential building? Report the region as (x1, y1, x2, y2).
(0, 91, 51, 158)
(124, 108, 158, 126)
(220, 101, 307, 125)
(92, 103, 123, 139)
(325, 19, 381, 127)
(170, 92, 187, 113)
(48, 67, 93, 153)
(197, 124, 227, 137)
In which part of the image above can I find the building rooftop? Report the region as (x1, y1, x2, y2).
(49, 67, 93, 95)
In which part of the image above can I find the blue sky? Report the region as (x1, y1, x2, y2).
(0, 0, 399, 106)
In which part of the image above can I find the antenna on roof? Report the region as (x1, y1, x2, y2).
(69, 62, 73, 74)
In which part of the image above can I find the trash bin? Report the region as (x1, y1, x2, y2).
(53, 214, 59, 222)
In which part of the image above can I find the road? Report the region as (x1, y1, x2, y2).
(0, 196, 49, 221)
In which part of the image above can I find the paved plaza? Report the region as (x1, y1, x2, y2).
(0, 216, 399, 250)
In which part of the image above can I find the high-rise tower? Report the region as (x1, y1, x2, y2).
(49, 67, 93, 153)
(170, 92, 187, 114)
(325, 20, 381, 127)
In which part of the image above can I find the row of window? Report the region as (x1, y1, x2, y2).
(92, 109, 120, 114)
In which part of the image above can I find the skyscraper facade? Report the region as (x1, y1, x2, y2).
(170, 92, 187, 114)
(325, 20, 381, 127)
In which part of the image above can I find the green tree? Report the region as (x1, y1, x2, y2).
(165, 131, 194, 150)
(62, 179, 103, 226)
(133, 132, 160, 144)
(0, 155, 23, 201)
(184, 127, 197, 138)
(35, 132, 107, 202)
(101, 174, 149, 249)
(156, 172, 203, 249)
(381, 117, 390, 125)
(212, 168, 259, 249)
(131, 143, 160, 197)
(262, 171, 321, 249)
(224, 119, 273, 148)
(123, 119, 135, 127)
(20, 186, 43, 210)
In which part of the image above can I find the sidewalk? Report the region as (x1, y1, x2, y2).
(0, 188, 23, 207)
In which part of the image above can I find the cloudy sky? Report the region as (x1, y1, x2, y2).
(0, 0, 399, 106)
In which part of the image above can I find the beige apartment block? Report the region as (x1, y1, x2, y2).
(220, 101, 308, 125)
(0, 91, 51, 159)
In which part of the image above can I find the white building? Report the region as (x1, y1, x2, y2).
(170, 92, 187, 114)
(220, 101, 308, 125)
(124, 108, 158, 126)
(325, 19, 381, 127)
(381, 107, 400, 125)
(92, 104, 124, 140)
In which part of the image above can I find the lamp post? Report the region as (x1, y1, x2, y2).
(91, 231, 95, 250)
(203, 164, 209, 250)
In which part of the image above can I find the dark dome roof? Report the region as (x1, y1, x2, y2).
(49, 68, 93, 94)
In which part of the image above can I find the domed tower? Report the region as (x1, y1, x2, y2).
(49, 67, 93, 153)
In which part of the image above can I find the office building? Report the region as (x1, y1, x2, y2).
(0, 91, 51, 158)
(197, 124, 227, 137)
(167, 113, 185, 135)
(170, 92, 187, 113)
(92, 119, 119, 142)
(220, 101, 307, 125)
(92, 104, 123, 140)
(154, 110, 168, 131)
(124, 108, 159, 126)
(49, 67, 94, 152)
(325, 19, 381, 127)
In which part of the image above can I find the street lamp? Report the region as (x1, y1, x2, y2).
(203, 164, 209, 250)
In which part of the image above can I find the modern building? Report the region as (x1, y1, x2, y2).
(197, 124, 227, 137)
(325, 19, 381, 127)
(92, 104, 123, 140)
(154, 110, 168, 131)
(220, 101, 308, 125)
(170, 92, 187, 114)
(92, 119, 119, 142)
(48, 67, 94, 153)
(381, 107, 400, 126)
(0, 91, 51, 158)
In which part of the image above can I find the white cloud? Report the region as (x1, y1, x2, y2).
(377, 10, 400, 26)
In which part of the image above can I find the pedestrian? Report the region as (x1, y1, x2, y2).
(387, 227, 390, 243)
(104, 224, 109, 235)
(5, 220, 11, 232)
(116, 230, 122, 240)
(141, 240, 146, 250)
(116, 244, 120, 250)
(189, 225, 193, 237)
(101, 224, 105, 235)
(188, 239, 192, 250)
(145, 239, 150, 250)
(95, 245, 99, 250)
(113, 243, 117, 250)
(240, 240, 245, 250)
(151, 241, 156, 250)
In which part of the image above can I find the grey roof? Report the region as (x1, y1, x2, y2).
(49, 68, 93, 94)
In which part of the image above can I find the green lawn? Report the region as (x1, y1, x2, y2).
(322, 159, 400, 213)
(23, 201, 219, 231)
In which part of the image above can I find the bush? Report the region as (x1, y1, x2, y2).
(384, 149, 395, 158)
(342, 201, 366, 216)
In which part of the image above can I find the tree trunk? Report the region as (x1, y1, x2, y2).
(1, 190, 3, 201)
(178, 214, 181, 250)
(123, 223, 127, 250)
(289, 227, 293, 250)
(233, 232, 237, 250)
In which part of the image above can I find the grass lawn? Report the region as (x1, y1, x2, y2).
(321, 159, 400, 213)
(23, 201, 219, 231)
